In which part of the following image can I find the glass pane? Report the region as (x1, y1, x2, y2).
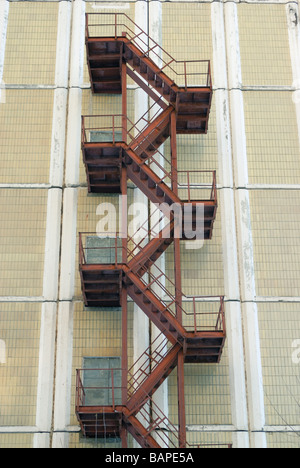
(83, 357, 122, 406)
(90, 131, 123, 143)
(86, 237, 122, 264)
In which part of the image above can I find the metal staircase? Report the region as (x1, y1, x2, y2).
(76, 13, 228, 448)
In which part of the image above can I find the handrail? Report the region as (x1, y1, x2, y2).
(127, 332, 171, 398)
(76, 363, 232, 448)
(135, 261, 225, 333)
(76, 368, 126, 411)
(79, 231, 225, 333)
(127, 205, 167, 259)
(75, 370, 86, 411)
(79, 231, 127, 268)
(81, 114, 217, 204)
(190, 443, 233, 449)
(85, 13, 212, 90)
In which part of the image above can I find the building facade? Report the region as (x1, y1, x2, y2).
(0, 0, 299, 448)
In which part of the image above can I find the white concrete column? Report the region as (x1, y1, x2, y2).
(42, 189, 63, 301)
(65, 0, 86, 188)
(52, 300, 74, 448)
(131, 2, 151, 448)
(148, 1, 169, 446)
(0, 0, 9, 103)
(43, 0, 72, 298)
(133, 0, 150, 382)
(34, 1, 72, 448)
(52, 0, 85, 449)
(34, 302, 57, 448)
(286, 2, 300, 145)
(224, 1, 267, 448)
(211, 1, 249, 449)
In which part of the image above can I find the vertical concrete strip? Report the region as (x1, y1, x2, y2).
(0, 0, 8, 103)
(0, 0, 8, 94)
(52, 0, 85, 448)
(148, 1, 169, 446)
(211, 1, 249, 448)
(224, 2, 267, 448)
(130, 2, 151, 448)
(286, 2, 300, 145)
(34, 1, 72, 448)
(34, 302, 58, 448)
(133, 0, 150, 389)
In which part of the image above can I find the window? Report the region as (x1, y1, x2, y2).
(86, 236, 123, 264)
(90, 131, 123, 144)
(83, 357, 122, 406)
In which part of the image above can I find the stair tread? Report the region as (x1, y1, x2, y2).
(88, 53, 121, 60)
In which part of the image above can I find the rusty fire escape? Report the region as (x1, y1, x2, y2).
(76, 14, 228, 448)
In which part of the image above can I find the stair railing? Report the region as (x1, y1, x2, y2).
(86, 13, 212, 89)
(79, 229, 225, 335)
(126, 240, 225, 334)
(82, 114, 217, 206)
(127, 332, 171, 398)
(135, 397, 181, 448)
(127, 205, 170, 259)
(127, 99, 166, 140)
(76, 368, 126, 411)
(79, 232, 127, 268)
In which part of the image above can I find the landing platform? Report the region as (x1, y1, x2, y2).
(185, 333, 226, 364)
(80, 265, 123, 308)
(76, 406, 123, 438)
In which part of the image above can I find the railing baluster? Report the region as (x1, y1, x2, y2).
(187, 171, 191, 202)
(193, 297, 197, 333)
(111, 369, 115, 410)
(112, 115, 115, 145)
(114, 13, 117, 39)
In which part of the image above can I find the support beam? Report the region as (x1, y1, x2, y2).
(121, 288, 128, 448)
